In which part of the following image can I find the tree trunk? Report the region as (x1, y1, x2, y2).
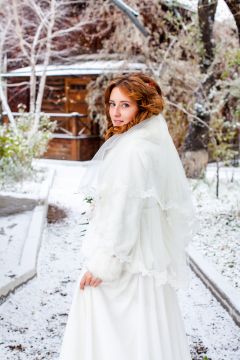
(0, 80, 18, 133)
(198, 0, 218, 72)
(216, 160, 220, 198)
(225, 0, 240, 45)
(182, 0, 218, 178)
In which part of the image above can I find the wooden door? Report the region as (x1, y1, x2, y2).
(65, 77, 92, 135)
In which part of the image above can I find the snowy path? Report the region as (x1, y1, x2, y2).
(0, 163, 239, 360)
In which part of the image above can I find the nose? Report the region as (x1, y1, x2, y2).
(113, 104, 121, 117)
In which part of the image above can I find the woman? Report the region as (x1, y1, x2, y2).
(59, 73, 196, 360)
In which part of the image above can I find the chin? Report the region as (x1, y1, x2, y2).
(113, 122, 125, 127)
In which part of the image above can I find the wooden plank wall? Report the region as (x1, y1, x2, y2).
(43, 136, 102, 161)
(5, 74, 103, 161)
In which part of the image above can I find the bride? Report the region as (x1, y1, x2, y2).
(59, 72, 196, 360)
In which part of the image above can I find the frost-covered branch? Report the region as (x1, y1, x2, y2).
(29, 10, 51, 112)
(0, 81, 17, 132)
(166, 99, 210, 129)
(12, 0, 31, 61)
(0, 10, 17, 132)
(32, 0, 56, 136)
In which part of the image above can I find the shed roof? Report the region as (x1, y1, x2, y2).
(2, 60, 147, 78)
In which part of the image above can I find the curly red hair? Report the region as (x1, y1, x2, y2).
(104, 72, 164, 140)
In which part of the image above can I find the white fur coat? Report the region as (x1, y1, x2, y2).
(80, 113, 197, 289)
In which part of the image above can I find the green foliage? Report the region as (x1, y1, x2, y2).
(208, 117, 238, 163)
(0, 108, 56, 185)
(228, 49, 240, 67)
(83, 195, 94, 204)
(220, 49, 240, 80)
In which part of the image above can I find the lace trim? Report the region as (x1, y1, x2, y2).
(81, 252, 189, 289)
(88, 186, 195, 216)
(83, 185, 197, 231)
(125, 265, 190, 289)
(83, 185, 158, 202)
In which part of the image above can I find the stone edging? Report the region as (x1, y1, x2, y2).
(187, 244, 240, 327)
(0, 169, 55, 300)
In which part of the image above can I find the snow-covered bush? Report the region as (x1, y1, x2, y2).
(0, 108, 56, 185)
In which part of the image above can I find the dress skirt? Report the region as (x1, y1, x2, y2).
(59, 268, 192, 360)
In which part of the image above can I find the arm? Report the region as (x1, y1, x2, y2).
(83, 141, 148, 282)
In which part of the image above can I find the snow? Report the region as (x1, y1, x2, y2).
(2, 61, 147, 78)
(0, 160, 239, 360)
(0, 211, 33, 284)
(190, 165, 240, 292)
(0, 164, 48, 196)
(178, 272, 240, 360)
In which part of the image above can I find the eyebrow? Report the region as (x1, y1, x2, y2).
(109, 100, 131, 103)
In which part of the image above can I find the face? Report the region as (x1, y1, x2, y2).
(109, 86, 138, 127)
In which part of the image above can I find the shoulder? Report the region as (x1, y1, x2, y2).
(122, 115, 170, 149)
(103, 114, 170, 165)
(112, 135, 150, 165)
(100, 137, 149, 179)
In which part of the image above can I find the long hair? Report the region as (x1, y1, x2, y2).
(104, 72, 164, 140)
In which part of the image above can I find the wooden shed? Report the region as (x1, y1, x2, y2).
(3, 61, 146, 161)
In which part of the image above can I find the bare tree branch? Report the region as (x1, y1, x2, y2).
(12, 0, 31, 60)
(166, 99, 210, 129)
(31, 0, 56, 136)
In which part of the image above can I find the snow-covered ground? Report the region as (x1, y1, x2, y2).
(0, 165, 48, 195)
(0, 161, 239, 360)
(190, 166, 240, 292)
(0, 211, 33, 284)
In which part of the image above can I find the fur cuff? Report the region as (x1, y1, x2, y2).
(85, 248, 123, 281)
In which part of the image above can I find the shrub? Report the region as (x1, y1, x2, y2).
(0, 108, 56, 185)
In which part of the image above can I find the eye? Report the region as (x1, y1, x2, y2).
(109, 102, 115, 107)
(122, 103, 130, 108)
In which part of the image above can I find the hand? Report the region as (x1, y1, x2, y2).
(79, 271, 103, 290)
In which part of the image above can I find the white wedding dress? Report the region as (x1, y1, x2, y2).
(59, 114, 196, 360)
